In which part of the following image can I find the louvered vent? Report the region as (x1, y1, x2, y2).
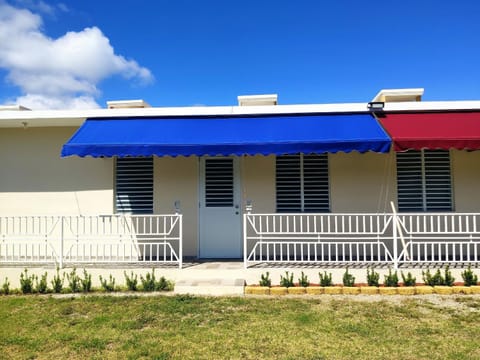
(205, 158, 234, 207)
(396, 151, 423, 211)
(276, 154, 329, 212)
(396, 150, 452, 212)
(115, 157, 153, 214)
(276, 155, 301, 212)
(304, 154, 330, 212)
(424, 150, 452, 211)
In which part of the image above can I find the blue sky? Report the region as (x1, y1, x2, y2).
(0, 0, 480, 109)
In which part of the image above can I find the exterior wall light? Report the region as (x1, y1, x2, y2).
(367, 102, 385, 111)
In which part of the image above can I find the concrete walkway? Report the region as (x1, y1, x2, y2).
(1, 262, 477, 296)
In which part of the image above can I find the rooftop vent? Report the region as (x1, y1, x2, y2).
(372, 88, 424, 103)
(237, 94, 278, 106)
(107, 99, 151, 109)
(0, 105, 31, 111)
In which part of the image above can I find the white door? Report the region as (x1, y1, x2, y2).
(199, 157, 242, 258)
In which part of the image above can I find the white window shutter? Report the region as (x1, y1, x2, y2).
(115, 157, 154, 214)
(424, 150, 452, 211)
(396, 150, 452, 212)
(276, 154, 329, 213)
(396, 151, 424, 211)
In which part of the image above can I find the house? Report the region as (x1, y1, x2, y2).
(1, 88, 480, 268)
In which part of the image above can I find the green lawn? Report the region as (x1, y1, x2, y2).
(1, 294, 479, 360)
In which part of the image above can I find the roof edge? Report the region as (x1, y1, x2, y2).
(2, 100, 480, 128)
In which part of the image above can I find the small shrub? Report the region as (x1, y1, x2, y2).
(423, 268, 443, 286)
(259, 272, 271, 287)
(461, 265, 478, 286)
(366, 267, 380, 287)
(139, 269, 173, 292)
(319, 271, 333, 287)
(124, 271, 138, 291)
(444, 265, 455, 286)
(156, 276, 174, 291)
(279, 271, 294, 288)
(99, 274, 116, 292)
(342, 267, 355, 287)
(35, 272, 48, 294)
(298, 271, 310, 287)
(66, 268, 81, 293)
(20, 269, 34, 294)
(423, 266, 455, 286)
(401, 271, 416, 286)
(51, 267, 64, 293)
(80, 269, 92, 293)
(384, 268, 399, 287)
(1, 278, 10, 295)
(140, 269, 157, 292)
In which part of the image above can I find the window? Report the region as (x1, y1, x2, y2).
(204, 158, 234, 207)
(396, 150, 452, 212)
(276, 154, 329, 212)
(115, 157, 154, 214)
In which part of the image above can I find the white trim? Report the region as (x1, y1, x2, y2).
(3, 100, 480, 128)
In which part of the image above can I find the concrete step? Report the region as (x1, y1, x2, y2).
(174, 278, 245, 296)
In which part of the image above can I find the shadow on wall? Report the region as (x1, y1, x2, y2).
(0, 127, 113, 192)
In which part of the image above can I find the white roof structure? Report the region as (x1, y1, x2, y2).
(372, 88, 424, 103)
(1, 88, 480, 128)
(237, 94, 278, 106)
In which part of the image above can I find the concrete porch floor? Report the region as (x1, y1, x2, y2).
(1, 261, 479, 296)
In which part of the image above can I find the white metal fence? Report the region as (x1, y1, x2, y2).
(4, 212, 480, 269)
(396, 213, 480, 264)
(244, 212, 480, 268)
(0, 214, 183, 268)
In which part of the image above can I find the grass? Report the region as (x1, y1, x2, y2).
(0, 295, 479, 359)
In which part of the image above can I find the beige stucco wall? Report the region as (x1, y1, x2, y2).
(330, 151, 397, 213)
(154, 156, 198, 257)
(451, 149, 480, 212)
(239, 153, 398, 214)
(0, 127, 113, 215)
(241, 155, 276, 213)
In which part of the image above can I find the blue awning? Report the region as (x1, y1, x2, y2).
(61, 114, 391, 157)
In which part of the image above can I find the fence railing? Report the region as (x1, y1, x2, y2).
(244, 212, 480, 268)
(0, 214, 183, 268)
(4, 212, 480, 269)
(396, 213, 480, 264)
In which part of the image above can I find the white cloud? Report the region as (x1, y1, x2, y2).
(12, 0, 56, 15)
(57, 3, 69, 13)
(15, 93, 100, 110)
(0, 2, 153, 109)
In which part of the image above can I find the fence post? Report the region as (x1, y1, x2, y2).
(392, 213, 398, 270)
(244, 201, 253, 269)
(59, 216, 64, 269)
(243, 214, 248, 269)
(178, 214, 183, 269)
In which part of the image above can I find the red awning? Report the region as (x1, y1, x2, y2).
(379, 112, 480, 151)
